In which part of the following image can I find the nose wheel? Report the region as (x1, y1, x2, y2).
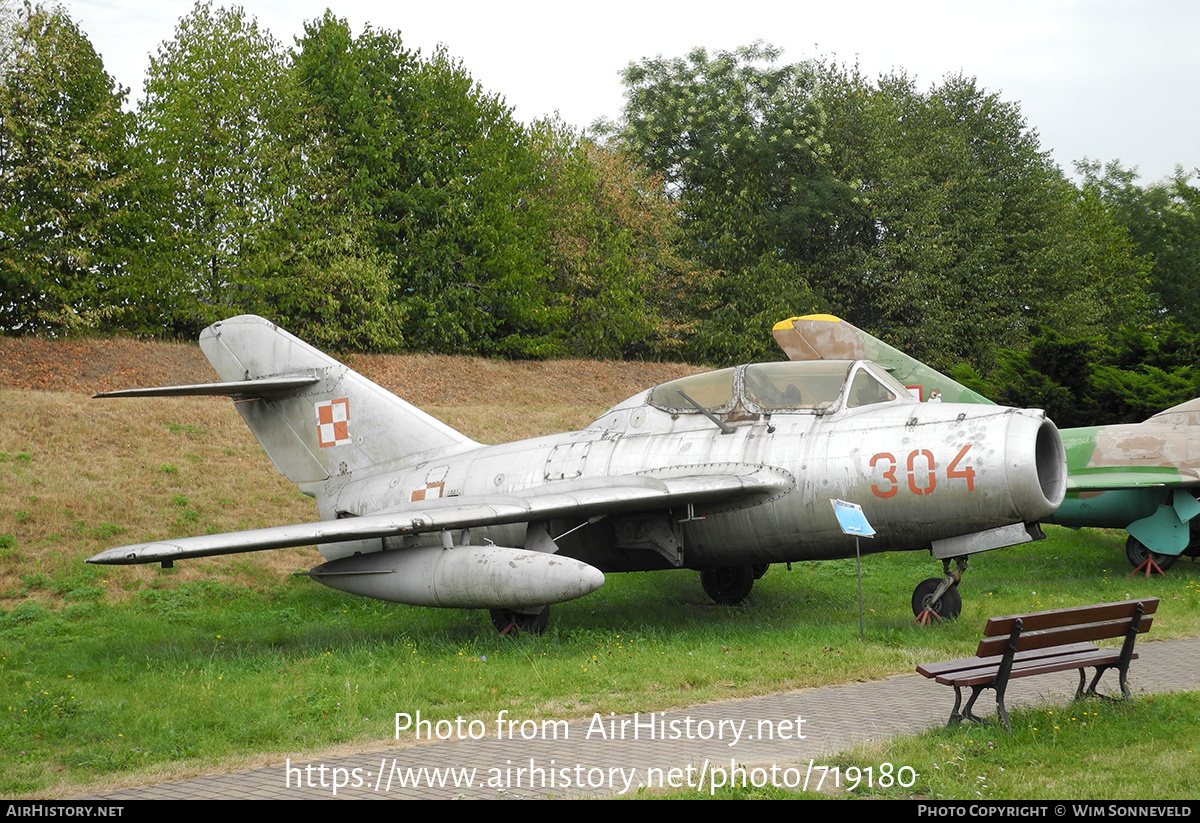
(912, 557, 966, 624)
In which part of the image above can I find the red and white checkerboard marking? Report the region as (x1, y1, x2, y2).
(315, 398, 351, 448)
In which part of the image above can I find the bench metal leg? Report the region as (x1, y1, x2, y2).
(1084, 664, 1131, 700)
(948, 686, 965, 725)
(947, 685, 1009, 732)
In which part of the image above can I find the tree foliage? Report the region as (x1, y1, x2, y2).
(610, 50, 1153, 368)
(609, 44, 843, 362)
(295, 13, 557, 356)
(811, 68, 1151, 371)
(1078, 160, 1200, 327)
(137, 1, 300, 324)
(964, 325, 1200, 427)
(3, 11, 1194, 376)
(133, 3, 401, 344)
(0, 1, 139, 332)
(530, 120, 687, 358)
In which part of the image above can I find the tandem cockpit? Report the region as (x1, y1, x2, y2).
(597, 360, 919, 432)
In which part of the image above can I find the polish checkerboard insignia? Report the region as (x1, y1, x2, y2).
(316, 398, 350, 448)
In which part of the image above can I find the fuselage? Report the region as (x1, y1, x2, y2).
(320, 360, 1066, 572)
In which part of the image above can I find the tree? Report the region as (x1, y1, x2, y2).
(0, 2, 141, 333)
(137, 1, 303, 328)
(294, 14, 563, 357)
(247, 209, 402, 351)
(610, 43, 839, 362)
(1078, 160, 1200, 327)
(975, 325, 1200, 427)
(611, 47, 1155, 367)
(813, 70, 1151, 371)
(530, 120, 686, 359)
(1, 0, 18, 76)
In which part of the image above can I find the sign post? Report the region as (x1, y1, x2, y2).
(831, 499, 875, 640)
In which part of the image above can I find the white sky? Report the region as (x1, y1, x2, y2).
(64, 0, 1199, 184)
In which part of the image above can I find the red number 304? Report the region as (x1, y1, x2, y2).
(871, 445, 974, 498)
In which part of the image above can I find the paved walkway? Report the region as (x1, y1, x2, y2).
(79, 637, 1199, 800)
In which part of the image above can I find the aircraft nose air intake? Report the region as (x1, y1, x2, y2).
(1005, 411, 1068, 520)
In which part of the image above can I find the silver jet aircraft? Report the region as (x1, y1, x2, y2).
(88, 315, 1068, 632)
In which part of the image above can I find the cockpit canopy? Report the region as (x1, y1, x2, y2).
(647, 360, 916, 415)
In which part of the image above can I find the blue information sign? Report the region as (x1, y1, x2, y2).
(831, 499, 875, 537)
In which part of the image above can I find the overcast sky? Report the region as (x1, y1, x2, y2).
(64, 0, 1199, 185)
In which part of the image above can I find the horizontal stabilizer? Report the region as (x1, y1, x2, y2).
(94, 375, 319, 399)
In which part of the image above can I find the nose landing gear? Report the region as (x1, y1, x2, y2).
(913, 557, 966, 625)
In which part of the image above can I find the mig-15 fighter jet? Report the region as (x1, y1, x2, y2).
(773, 314, 1200, 575)
(87, 315, 1067, 632)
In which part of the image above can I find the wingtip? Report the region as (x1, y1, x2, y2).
(86, 545, 149, 565)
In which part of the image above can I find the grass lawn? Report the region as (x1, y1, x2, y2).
(2, 524, 1196, 797)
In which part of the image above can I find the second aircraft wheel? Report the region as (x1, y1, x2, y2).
(700, 566, 755, 605)
(1125, 536, 1178, 572)
(489, 606, 550, 635)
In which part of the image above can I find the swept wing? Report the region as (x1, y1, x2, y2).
(87, 469, 790, 566)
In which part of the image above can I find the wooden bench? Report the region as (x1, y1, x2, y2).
(917, 598, 1158, 731)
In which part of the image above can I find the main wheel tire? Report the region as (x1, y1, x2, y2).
(489, 606, 550, 635)
(700, 566, 755, 605)
(911, 577, 962, 620)
(1125, 536, 1179, 571)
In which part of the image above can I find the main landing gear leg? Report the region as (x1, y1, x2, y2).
(490, 606, 550, 635)
(912, 557, 966, 625)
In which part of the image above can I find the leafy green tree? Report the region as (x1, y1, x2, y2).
(611, 47, 1154, 367)
(138, 1, 302, 327)
(0, 2, 141, 333)
(967, 325, 1200, 426)
(820, 72, 1152, 370)
(1078, 160, 1200, 327)
(1, 0, 18, 75)
(294, 13, 558, 357)
(614, 44, 853, 268)
(530, 121, 686, 359)
(609, 43, 842, 363)
(247, 209, 402, 351)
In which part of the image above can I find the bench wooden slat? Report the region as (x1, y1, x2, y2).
(976, 616, 1153, 658)
(916, 642, 1098, 679)
(916, 597, 1157, 732)
(983, 598, 1158, 636)
(936, 649, 1136, 688)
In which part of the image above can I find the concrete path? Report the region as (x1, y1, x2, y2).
(78, 636, 1199, 800)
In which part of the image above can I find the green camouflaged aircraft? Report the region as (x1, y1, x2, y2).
(774, 315, 1200, 573)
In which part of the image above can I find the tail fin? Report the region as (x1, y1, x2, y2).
(772, 315, 996, 406)
(97, 315, 479, 483)
(198, 315, 479, 483)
